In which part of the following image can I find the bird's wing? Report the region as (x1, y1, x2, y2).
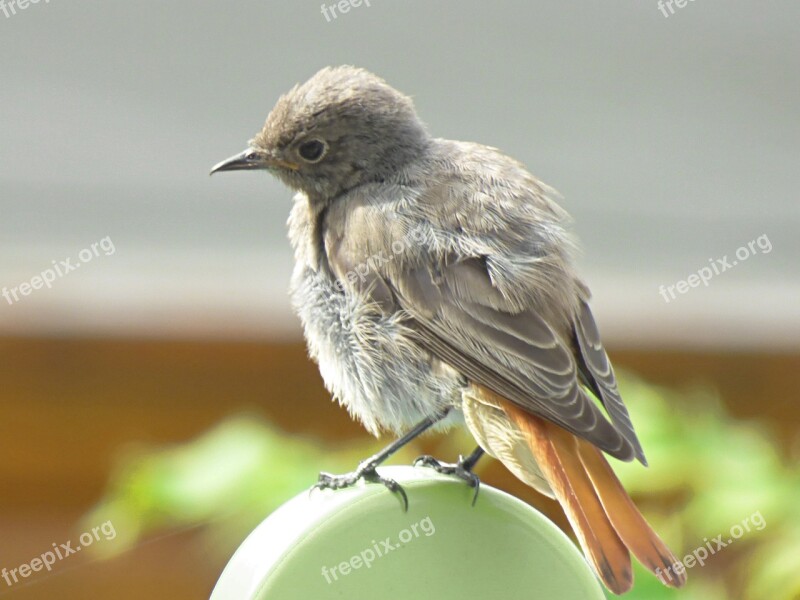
(572, 299, 646, 463)
(321, 153, 644, 462)
(387, 256, 642, 463)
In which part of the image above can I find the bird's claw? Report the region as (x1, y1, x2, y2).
(413, 454, 481, 505)
(311, 464, 409, 511)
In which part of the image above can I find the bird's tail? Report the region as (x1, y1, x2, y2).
(501, 402, 687, 594)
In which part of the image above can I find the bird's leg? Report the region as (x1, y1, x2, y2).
(312, 408, 452, 510)
(414, 446, 485, 505)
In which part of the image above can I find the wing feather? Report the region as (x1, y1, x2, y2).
(573, 300, 646, 464)
(392, 259, 637, 462)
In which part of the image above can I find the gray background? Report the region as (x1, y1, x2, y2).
(1, 0, 797, 348)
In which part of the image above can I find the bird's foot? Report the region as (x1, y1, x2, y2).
(413, 454, 481, 505)
(312, 462, 408, 511)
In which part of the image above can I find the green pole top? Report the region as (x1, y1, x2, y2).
(210, 465, 605, 600)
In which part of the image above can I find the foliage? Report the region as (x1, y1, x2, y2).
(82, 376, 800, 599)
(607, 376, 800, 600)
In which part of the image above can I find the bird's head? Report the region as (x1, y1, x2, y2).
(211, 65, 429, 202)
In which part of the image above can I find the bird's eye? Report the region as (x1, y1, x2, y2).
(297, 139, 327, 163)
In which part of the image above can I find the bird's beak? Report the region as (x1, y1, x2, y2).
(209, 148, 300, 175)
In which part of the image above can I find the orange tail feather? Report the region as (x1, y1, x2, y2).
(576, 438, 686, 588)
(502, 402, 686, 593)
(504, 403, 633, 594)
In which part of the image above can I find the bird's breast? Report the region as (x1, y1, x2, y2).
(288, 254, 459, 436)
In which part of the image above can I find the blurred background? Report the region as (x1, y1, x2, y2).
(1, 1, 798, 599)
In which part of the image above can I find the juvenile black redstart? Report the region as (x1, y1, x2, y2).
(211, 66, 685, 594)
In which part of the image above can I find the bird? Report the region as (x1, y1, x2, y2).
(210, 65, 686, 594)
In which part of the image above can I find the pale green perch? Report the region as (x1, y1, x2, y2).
(211, 466, 604, 600)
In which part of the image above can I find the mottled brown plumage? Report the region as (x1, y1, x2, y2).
(211, 65, 684, 594)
